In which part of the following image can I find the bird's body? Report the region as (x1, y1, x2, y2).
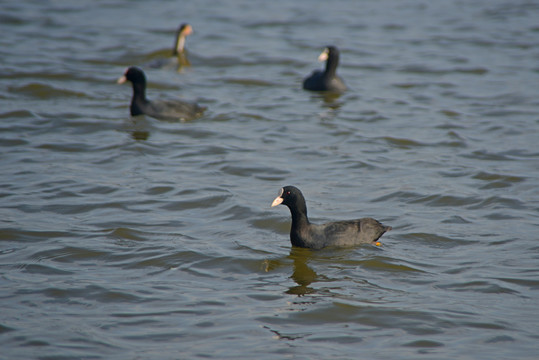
(271, 186, 390, 249)
(302, 70, 346, 92)
(303, 46, 346, 93)
(291, 217, 390, 249)
(117, 66, 205, 121)
(129, 96, 203, 121)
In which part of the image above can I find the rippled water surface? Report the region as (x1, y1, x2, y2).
(1, 0, 539, 359)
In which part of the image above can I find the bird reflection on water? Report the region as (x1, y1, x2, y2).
(262, 246, 381, 296)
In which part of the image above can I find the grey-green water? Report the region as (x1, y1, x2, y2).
(1, 0, 538, 359)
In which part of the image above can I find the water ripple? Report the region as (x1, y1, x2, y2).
(2, 1, 539, 359)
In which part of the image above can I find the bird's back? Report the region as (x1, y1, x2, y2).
(304, 218, 390, 249)
(303, 70, 325, 91)
(326, 76, 347, 92)
(303, 70, 346, 92)
(146, 99, 205, 121)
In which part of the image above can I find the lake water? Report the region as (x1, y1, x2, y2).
(1, 0, 538, 359)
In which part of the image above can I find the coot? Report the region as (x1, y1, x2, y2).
(271, 186, 390, 249)
(117, 66, 205, 121)
(302, 46, 346, 92)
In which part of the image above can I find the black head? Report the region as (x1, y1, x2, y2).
(319, 46, 340, 66)
(326, 46, 339, 56)
(271, 185, 305, 208)
(117, 66, 146, 86)
(319, 45, 339, 59)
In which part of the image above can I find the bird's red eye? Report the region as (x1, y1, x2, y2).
(286, 191, 291, 195)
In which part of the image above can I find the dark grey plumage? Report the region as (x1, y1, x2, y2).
(303, 46, 346, 92)
(117, 66, 205, 121)
(271, 186, 390, 249)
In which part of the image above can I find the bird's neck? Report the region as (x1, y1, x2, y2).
(291, 209, 308, 224)
(286, 198, 310, 247)
(289, 209, 309, 247)
(173, 36, 185, 55)
(131, 82, 147, 101)
(325, 54, 339, 77)
(289, 202, 310, 229)
(130, 82, 148, 116)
